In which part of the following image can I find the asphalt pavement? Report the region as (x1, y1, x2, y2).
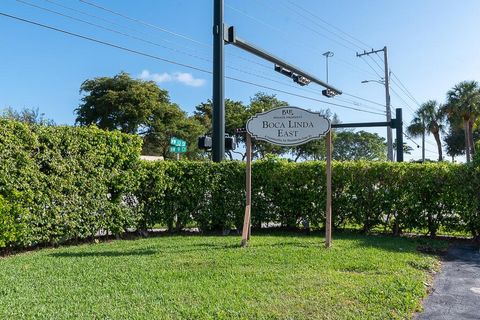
(416, 245, 480, 320)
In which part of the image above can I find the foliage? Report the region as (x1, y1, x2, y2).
(0, 119, 142, 248)
(142, 103, 205, 159)
(1, 107, 54, 125)
(0, 233, 444, 319)
(2, 118, 480, 249)
(75, 72, 205, 159)
(444, 81, 480, 162)
(75, 72, 169, 134)
(135, 160, 479, 239)
(407, 100, 445, 161)
(332, 131, 387, 161)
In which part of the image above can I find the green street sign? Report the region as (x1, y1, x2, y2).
(169, 145, 187, 153)
(170, 137, 187, 147)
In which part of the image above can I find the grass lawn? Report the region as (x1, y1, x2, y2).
(0, 232, 444, 319)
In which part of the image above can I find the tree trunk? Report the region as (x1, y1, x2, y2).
(469, 119, 475, 156)
(433, 131, 443, 161)
(422, 130, 425, 162)
(464, 119, 471, 163)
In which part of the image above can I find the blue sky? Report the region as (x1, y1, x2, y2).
(1, 0, 480, 161)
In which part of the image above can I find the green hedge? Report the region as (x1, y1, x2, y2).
(136, 159, 479, 239)
(0, 120, 142, 248)
(1, 119, 479, 249)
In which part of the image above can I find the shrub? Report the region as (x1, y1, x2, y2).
(0, 120, 142, 248)
(136, 159, 479, 238)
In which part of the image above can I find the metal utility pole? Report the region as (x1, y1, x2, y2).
(322, 51, 334, 83)
(212, 0, 225, 162)
(395, 108, 403, 162)
(357, 47, 393, 161)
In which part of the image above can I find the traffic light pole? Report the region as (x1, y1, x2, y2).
(212, 0, 225, 162)
(213, 1, 342, 162)
(331, 108, 404, 162)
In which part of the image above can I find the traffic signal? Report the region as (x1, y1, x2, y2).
(322, 89, 337, 98)
(197, 136, 212, 149)
(225, 136, 236, 150)
(293, 75, 311, 86)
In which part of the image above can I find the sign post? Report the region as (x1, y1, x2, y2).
(241, 133, 252, 247)
(243, 106, 332, 248)
(325, 130, 332, 248)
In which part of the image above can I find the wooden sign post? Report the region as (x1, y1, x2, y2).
(325, 130, 332, 248)
(242, 106, 332, 248)
(241, 133, 252, 247)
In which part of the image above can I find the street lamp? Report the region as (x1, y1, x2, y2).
(361, 78, 393, 161)
(322, 51, 334, 83)
(361, 79, 384, 84)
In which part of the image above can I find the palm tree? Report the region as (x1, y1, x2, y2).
(407, 116, 426, 161)
(444, 81, 480, 162)
(407, 100, 445, 161)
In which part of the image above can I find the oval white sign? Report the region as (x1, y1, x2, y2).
(246, 106, 331, 146)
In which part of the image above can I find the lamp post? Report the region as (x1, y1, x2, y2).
(322, 51, 334, 83)
(361, 79, 393, 161)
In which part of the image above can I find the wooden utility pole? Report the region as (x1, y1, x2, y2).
(241, 133, 252, 247)
(356, 47, 393, 161)
(325, 130, 332, 248)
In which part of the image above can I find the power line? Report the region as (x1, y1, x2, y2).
(225, 77, 385, 116)
(251, 0, 359, 52)
(360, 56, 383, 79)
(44, 0, 141, 33)
(0, 12, 213, 74)
(17, 0, 214, 63)
(79, 0, 211, 47)
(26, 0, 294, 91)
(225, 2, 380, 81)
(391, 71, 422, 107)
(370, 53, 386, 73)
(278, 0, 365, 52)
(0, 12, 385, 117)
(390, 87, 416, 115)
(18, 1, 385, 114)
(342, 92, 386, 108)
(78, 0, 275, 73)
(282, 0, 373, 50)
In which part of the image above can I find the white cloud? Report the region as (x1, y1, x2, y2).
(139, 70, 205, 87)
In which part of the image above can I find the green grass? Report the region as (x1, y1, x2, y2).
(0, 233, 445, 319)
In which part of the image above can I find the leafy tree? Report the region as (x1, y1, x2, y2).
(407, 100, 445, 161)
(194, 92, 288, 160)
(1, 107, 54, 125)
(444, 81, 480, 162)
(332, 131, 387, 161)
(75, 72, 170, 134)
(246, 93, 288, 159)
(290, 110, 340, 162)
(76, 72, 205, 159)
(143, 103, 205, 159)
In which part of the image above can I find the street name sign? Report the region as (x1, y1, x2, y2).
(170, 137, 187, 147)
(169, 145, 187, 153)
(246, 106, 330, 146)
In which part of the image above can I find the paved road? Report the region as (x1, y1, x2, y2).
(416, 245, 480, 320)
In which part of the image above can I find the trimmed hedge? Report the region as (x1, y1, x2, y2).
(136, 159, 480, 239)
(0, 120, 142, 248)
(1, 119, 479, 249)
